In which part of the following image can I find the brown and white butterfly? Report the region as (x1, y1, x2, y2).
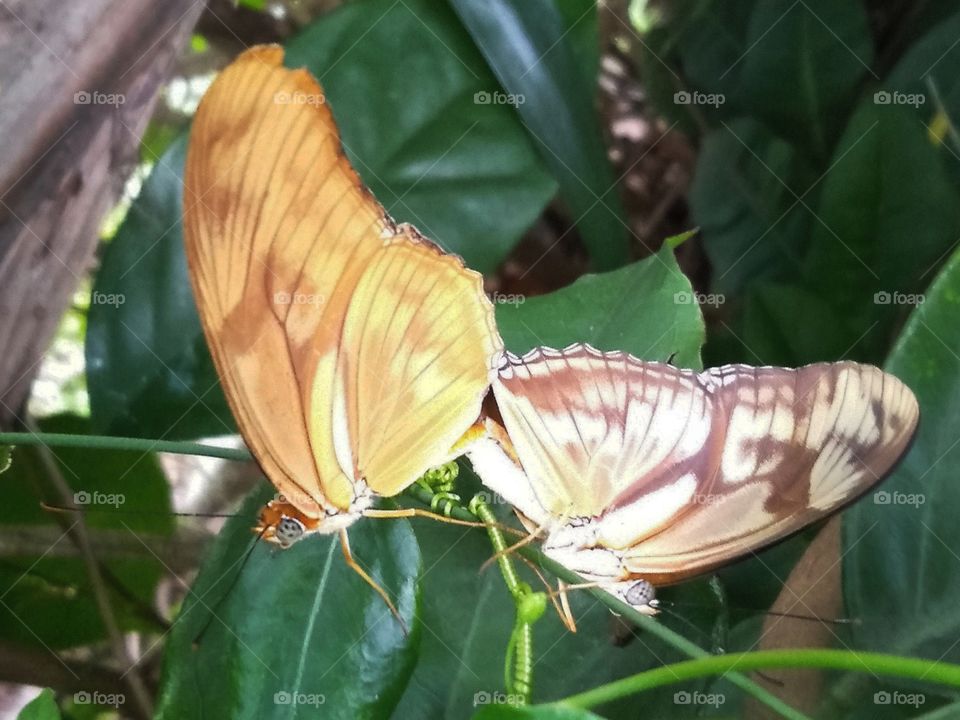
(184, 43, 502, 591)
(467, 344, 919, 614)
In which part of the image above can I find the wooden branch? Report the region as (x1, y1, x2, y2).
(0, 0, 205, 426)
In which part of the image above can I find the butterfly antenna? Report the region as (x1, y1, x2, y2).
(338, 529, 409, 636)
(192, 528, 266, 647)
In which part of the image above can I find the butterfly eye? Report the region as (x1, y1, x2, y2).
(275, 516, 306, 547)
(624, 579, 656, 609)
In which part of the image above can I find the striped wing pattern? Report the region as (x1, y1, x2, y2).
(480, 344, 918, 586)
(185, 46, 501, 522)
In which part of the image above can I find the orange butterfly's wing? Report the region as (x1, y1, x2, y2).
(185, 46, 502, 519)
(335, 231, 502, 497)
(472, 344, 918, 585)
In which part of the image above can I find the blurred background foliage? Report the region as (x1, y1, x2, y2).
(4, 0, 960, 718)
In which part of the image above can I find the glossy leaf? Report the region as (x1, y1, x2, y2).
(802, 99, 960, 363)
(844, 245, 960, 662)
(156, 485, 421, 720)
(494, 244, 705, 368)
(451, 0, 628, 269)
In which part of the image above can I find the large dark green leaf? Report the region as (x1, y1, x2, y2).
(287, 0, 555, 272)
(802, 99, 960, 363)
(690, 118, 812, 297)
(86, 137, 234, 440)
(0, 415, 171, 649)
(156, 486, 420, 719)
(494, 244, 705, 368)
(844, 246, 960, 662)
(450, 0, 628, 269)
(87, 0, 557, 441)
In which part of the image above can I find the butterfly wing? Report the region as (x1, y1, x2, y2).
(477, 344, 918, 584)
(335, 232, 502, 497)
(186, 46, 502, 516)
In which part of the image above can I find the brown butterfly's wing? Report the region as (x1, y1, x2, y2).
(184, 46, 388, 515)
(481, 344, 919, 584)
(336, 232, 502, 497)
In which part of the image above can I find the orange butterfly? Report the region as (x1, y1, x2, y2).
(183, 46, 502, 608)
(468, 344, 919, 616)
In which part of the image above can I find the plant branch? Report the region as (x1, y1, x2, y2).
(554, 649, 960, 710)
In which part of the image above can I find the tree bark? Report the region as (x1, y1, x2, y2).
(0, 0, 205, 428)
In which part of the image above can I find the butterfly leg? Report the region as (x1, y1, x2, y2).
(338, 529, 408, 635)
(364, 506, 489, 528)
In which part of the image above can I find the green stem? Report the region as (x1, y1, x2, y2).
(0, 432, 251, 462)
(555, 649, 960, 711)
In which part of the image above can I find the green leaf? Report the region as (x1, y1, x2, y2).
(450, 0, 628, 269)
(88, 0, 557, 441)
(0, 445, 11, 474)
(802, 98, 960, 362)
(690, 118, 812, 297)
(17, 689, 61, 720)
(844, 245, 960, 661)
(738, 0, 872, 157)
(156, 485, 421, 720)
(473, 706, 603, 720)
(287, 0, 555, 273)
(494, 244, 705, 368)
(86, 136, 234, 440)
(0, 415, 171, 649)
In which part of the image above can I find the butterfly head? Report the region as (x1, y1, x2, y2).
(254, 500, 318, 548)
